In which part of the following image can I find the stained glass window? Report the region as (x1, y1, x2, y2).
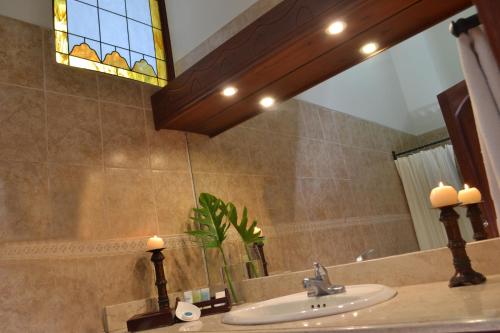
(54, 0, 168, 86)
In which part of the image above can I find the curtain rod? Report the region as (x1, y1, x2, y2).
(392, 137, 451, 160)
(450, 13, 480, 37)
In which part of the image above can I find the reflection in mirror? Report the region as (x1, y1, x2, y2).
(186, 6, 495, 295)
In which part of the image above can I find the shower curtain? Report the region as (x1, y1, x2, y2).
(457, 26, 500, 231)
(395, 145, 473, 250)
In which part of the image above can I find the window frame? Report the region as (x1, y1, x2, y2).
(52, 0, 175, 85)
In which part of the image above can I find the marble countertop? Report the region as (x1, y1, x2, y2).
(144, 275, 500, 333)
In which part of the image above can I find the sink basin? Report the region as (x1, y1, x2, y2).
(222, 284, 396, 325)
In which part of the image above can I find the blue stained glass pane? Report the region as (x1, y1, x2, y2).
(145, 55, 157, 74)
(67, 0, 100, 40)
(78, 0, 97, 5)
(99, 0, 126, 15)
(128, 19, 155, 57)
(99, 10, 129, 50)
(68, 34, 84, 53)
(126, 0, 151, 25)
(130, 51, 143, 68)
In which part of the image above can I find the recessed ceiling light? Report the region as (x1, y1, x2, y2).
(326, 21, 346, 35)
(222, 86, 238, 97)
(259, 97, 275, 108)
(361, 42, 378, 54)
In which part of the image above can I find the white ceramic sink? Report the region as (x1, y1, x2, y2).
(222, 284, 396, 325)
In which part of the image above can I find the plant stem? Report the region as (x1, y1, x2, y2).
(219, 246, 239, 303)
(244, 245, 259, 278)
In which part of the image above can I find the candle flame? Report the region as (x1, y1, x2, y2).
(438, 181, 444, 187)
(254, 226, 261, 235)
(464, 184, 469, 189)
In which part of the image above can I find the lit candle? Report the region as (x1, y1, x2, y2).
(147, 235, 164, 251)
(458, 184, 482, 205)
(430, 182, 459, 208)
(254, 226, 262, 235)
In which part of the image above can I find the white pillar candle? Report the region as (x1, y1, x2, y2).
(430, 182, 459, 208)
(254, 226, 261, 235)
(147, 235, 164, 250)
(458, 184, 482, 205)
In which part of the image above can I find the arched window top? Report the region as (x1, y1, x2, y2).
(53, 0, 171, 86)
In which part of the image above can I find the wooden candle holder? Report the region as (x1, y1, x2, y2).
(173, 288, 232, 321)
(127, 248, 175, 332)
(463, 202, 487, 241)
(253, 243, 269, 277)
(438, 205, 486, 288)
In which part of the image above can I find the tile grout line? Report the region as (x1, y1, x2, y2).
(184, 132, 211, 287)
(41, 28, 53, 238)
(142, 87, 161, 236)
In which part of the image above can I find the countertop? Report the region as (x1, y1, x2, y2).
(143, 275, 500, 333)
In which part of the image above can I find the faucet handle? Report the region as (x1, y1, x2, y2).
(312, 262, 330, 282)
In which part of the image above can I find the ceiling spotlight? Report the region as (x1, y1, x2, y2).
(361, 42, 378, 55)
(326, 21, 346, 35)
(259, 97, 275, 108)
(222, 86, 238, 97)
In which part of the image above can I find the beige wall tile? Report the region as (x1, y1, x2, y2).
(145, 109, 190, 171)
(164, 246, 208, 292)
(153, 170, 194, 235)
(103, 168, 157, 238)
(101, 102, 149, 169)
(0, 84, 46, 162)
(46, 92, 102, 165)
(0, 16, 43, 89)
(0, 161, 49, 242)
(43, 31, 98, 99)
(98, 74, 143, 108)
(48, 164, 105, 240)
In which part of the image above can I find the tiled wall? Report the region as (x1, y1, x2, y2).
(0, 15, 206, 332)
(0, 13, 420, 332)
(188, 99, 420, 281)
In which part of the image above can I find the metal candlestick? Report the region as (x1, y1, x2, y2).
(253, 243, 269, 276)
(438, 205, 486, 287)
(463, 202, 487, 241)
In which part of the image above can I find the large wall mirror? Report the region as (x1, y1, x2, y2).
(185, 6, 497, 293)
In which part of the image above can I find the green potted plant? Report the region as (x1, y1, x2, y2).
(186, 193, 238, 303)
(226, 203, 265, 278)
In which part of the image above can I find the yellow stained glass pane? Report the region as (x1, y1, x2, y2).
(156, 59, 166, 80)
(117, 68, 158, 86)
(132, 59, 156, 77)
(69, 56, 117, 75)
(103, 51, 130, 70)
(158, 79, 167, 87)
(55, 31, 68, 54)
(56, 52, 69, 65)
(153, 28, 165, 61)
(150, 0, 162, 29)
(54, 0, 67, 32)
(70, 43, 99, 62)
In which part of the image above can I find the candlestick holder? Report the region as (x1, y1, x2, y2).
(127, 248, 175, 332)
(461, 202, 487, 241)
(437, 205, 486, 288)
(253, 243, 269, 276)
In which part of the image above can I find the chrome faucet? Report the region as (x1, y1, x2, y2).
(303, 262, 346, 297)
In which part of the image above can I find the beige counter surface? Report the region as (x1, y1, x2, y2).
(144, 275, 500, 333)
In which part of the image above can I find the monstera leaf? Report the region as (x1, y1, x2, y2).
(187, 193, 230, 249)
(226, 203, 265, 246)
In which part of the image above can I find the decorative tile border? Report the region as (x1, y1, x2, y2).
(274, 214, 412, 236)
(0, 234, 198, 261)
